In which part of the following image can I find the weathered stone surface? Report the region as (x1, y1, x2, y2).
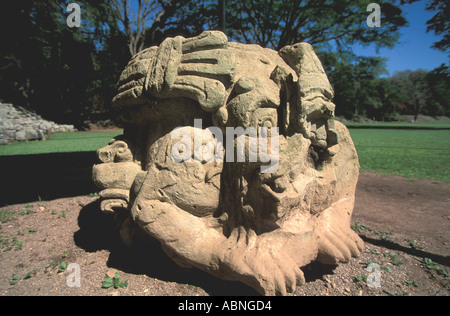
(15, 128, 43, 141)
(92, 31, 363, 296)
(0, 103, 77, 144)
(0, 127, 7, 145)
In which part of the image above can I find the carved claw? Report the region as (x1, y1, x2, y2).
(112, 47, 158, 107)
(315, 200, 364, 265)
(112, 31, 236, 112)
(220, 228, 315, 296)
(146, 31, 236, 112)
(317, 227, 363, 264)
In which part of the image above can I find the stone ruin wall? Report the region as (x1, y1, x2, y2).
(0, 103, 77, 145)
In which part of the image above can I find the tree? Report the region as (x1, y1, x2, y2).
(0, 1, 132, 127)
(320, 51, 389, 120)
(144, 0, 217, 44)
(77, 0, 131, 116)
(425, 0, 449, 54)
(389, 70, 429, 121)
(111, 0, 165, 56)
(223, 0, 408, 51)
(1, 0, 444, 126)
(0, 1, 98, 126)
(402, 0, 449, 54)
(424, 64, 450, 116)
(370, 77, 399, 121)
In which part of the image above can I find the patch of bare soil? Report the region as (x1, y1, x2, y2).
(0, 171, 449, 296)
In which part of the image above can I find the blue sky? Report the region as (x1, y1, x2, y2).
(353, 0, 449, 76)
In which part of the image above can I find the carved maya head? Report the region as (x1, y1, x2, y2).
(92, 31, 363, 296)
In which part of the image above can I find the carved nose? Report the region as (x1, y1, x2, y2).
(97, 148, 113, 163)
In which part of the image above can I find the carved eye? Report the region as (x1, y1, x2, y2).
(262, 120, 273, 129)
(98, 150, 113, 163)
(259, 118, 274, 130)
(234, 77, 256, 95)
(114, 141, 128, 154)
(253, 108, 278, 133)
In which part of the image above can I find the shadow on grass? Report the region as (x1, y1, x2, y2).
(74, 199, 261, 296)
(0, 152, 98, 206)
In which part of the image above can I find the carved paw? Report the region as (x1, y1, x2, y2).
(221, 228, 309, 296)
(315, 199, 364, 265)
(317, 225, 364, 265)
(257, 251, 306, 296)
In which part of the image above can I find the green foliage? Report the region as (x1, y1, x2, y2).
(163, 0, 447, 126)
(222, 0, 407, 51)
(353, 274, 368, 283)
(325, 58, 449, 122)
(148, 0, 217, 42)
(102, 272, 128, 289)
(0, 1, 129, 128)
(322, 52, 391, 120)
(384, 252, 403, 266)
(351, 222, 371, 233)
(424, 64, 450, 117)
(383, 289, 409, 296)
(9, 270, 38, 286)
(389, 70, 429, 120)
(423, 258, 440, 270)
(0, 1, 97, 127)
(9, 274, 21, 286)
(404, 238, 424, 250)
(425, 0, 450, 53)
(421, 257, 449, 277)
(0, 210, 17, 224)
(58, 261, 68, 273)
(0, 0, 447, 127)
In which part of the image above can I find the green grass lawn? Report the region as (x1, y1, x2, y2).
(1, 128, 449, 182)
(338, 116, 450, 130)
(344, 122, 450, 129)
(348, 129, 450, 182)
(0, 131, 122, 156)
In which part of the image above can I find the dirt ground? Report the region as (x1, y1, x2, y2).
(0, 170, 448, 296)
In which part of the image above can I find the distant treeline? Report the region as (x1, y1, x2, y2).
(0, 1, 448, 128)
(323, 57, 449, 121)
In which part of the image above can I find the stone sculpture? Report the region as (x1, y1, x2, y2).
(92, 31, 364, 296)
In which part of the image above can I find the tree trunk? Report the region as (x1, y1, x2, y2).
(218, 0, 226, 33)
